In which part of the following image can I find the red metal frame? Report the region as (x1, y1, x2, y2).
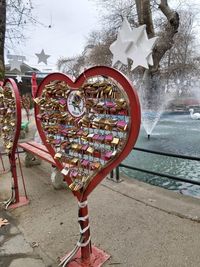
(35, 66, 141, 200)
(34, 66, 141, 266)
(0, 80, 6, 173)
(2, 79, 29, 208)
(31, 72, 38, 98)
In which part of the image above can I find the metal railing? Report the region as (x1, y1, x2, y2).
(110, 147, 200, 186)
(2, 146, 200, 187)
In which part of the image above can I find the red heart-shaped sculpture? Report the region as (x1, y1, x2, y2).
(0, 79, 21, 157)
(34, 66, 141, 200)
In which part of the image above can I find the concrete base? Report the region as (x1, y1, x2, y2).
(9, 196, 29, 210)
(24, 152, 41, 167)
(51, 167, 68, 190)
(19, 130, 26, 139)
(61, 246, 110, 267)
(0, 168, 10, 175)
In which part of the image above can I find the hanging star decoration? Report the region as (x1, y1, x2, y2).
(35, 49, 50, 65)
(16, 75, 22, 83)
(109, 18, 158, 70)
(109, 34, 130, 66)
(8, 55, 26, 72)
(10, 58, 22, 72)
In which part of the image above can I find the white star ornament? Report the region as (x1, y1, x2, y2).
(16, 75, 22, 83)
(128, 24, 146, 45)
(138, 25, 158, 52)
(126, 26, 150, 69)
(129, 46, 149, 70)
(118, 18, 134, 51)
(10, 59, 21, 72)
(126, 25, 157, 70)
(119, 18, 132, 39)
(109, 34, 130, 66)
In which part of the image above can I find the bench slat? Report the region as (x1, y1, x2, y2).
(18, 142, 56, 165)
(26, 141, 49, 153)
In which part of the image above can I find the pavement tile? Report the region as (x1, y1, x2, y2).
(0, 235, 33, 256)
(9, 258, 45, 267)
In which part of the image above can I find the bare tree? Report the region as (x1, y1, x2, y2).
(85, 29, 114, 67)
(86, 0, 180, 114)
(0, 0, 36, 80)
(90, 1, 179, 74)
(57, 55, 85, 78)
(0, 0, 6, 80)
(134, 1, 179, 104)
(162, 10, 197, 77)
(57, 30, 114, 76)
(6, 0, 38, 48)
(96, 0, 137, 29)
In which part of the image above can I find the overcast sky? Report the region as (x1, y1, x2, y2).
(6, 0, 200, 73)
(6, 0, 100, 71)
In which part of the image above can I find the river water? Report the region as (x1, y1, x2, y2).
(122, 112, 200, 198)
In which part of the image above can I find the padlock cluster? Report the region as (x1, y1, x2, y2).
(0, 83, 17, 154)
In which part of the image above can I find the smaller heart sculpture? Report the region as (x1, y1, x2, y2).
(0, 79, 21, 157)
(34, 66, 140, 200)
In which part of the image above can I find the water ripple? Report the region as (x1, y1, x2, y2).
(124, 113, 200, 198)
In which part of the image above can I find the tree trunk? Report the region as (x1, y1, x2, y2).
(0, 0, 6, 80)
(152, 0, 179, 72)
(135, 0, 155, 37)
(136, 0, 180, 109)
(135, 0, 180, 135)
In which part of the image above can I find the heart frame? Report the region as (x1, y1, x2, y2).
(34, 66, 141, 201)
(1, 78, 21, 158)
(0, 78, 28, 207)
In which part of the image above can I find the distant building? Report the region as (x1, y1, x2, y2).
(5, 63, 50, 95)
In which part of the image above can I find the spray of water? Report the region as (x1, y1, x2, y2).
(136, 76, 177, 137)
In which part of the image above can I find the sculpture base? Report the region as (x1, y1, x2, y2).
(61, 246, 110, 267)
(0, 168, 10, 175)
(9, 196, 29, 209)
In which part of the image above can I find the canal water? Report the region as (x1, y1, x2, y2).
(122, 112, 200, 198)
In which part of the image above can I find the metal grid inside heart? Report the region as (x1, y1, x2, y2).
(35, 76, 131, 192)
(0, 83, 17, 154)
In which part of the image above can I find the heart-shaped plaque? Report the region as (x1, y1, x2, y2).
(34, 66, 140, 200)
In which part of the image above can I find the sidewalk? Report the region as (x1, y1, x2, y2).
(0, 209, 46, 267)
(1, 157, 200, 267)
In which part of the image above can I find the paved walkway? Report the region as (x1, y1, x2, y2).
(1, 156, 200, 267)
(1, 110, 200, 266)
(0, 209, 46, 267)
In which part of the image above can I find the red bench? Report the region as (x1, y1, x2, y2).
(18, 141, 56, 166)
(18, 141, 66, 189)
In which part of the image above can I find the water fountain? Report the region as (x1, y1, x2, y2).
(107, 17, 200, 198)
(121, 75, 200, 198)
(137, 75, 178, 139)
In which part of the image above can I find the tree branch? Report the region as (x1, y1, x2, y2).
(0, 0, 6, 79)
(151, 0, 179, 72)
